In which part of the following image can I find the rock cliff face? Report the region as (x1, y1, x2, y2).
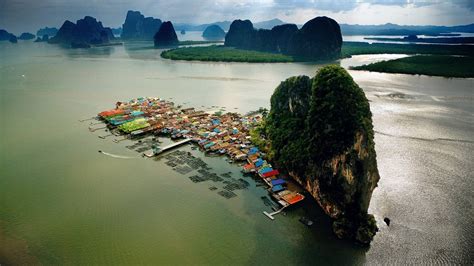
(224, 20, 255, 49)
(264, 66, 380, 244)
(287, 17, 342, 60)
(121, 10, 162, 40)
(9, 35, 18, 43)
(154, 21, 179, 47)
(202, 25, 226, 40)
(252, 24, 299, 53)
(0, 29, 16, 42)
(225, 17, 342, 60)
(49, 16, 114, 47)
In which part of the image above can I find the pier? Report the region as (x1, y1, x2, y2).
(143, 138, 192, 157)
(263, 205, 288, 220)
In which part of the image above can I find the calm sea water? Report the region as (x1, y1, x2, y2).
(0, 40, 473, 265)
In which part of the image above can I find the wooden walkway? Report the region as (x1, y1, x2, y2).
(143, 139, 192, 157)
(263, 205, 288, 220)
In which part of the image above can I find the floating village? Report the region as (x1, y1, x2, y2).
(87, 97, 305, 220)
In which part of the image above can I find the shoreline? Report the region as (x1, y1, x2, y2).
(160, 42, 474, 63)
(159, 43, 474, 78)
(350, 55, 474, 78)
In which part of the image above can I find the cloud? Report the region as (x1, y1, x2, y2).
(271, 0, 357, 12)
(271, 0, 439, 12)
(0, 0, 473, 34)
(453, 0, 474, 10)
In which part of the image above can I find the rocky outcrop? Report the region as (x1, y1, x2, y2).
(224, 20, 299, 52)
(0, 29, 16, 42)
(18, 32, 35, 40)
(264, 66, 380, 244)
(9, 35, 18, 43)
(225, 17, 342, 60)
(37, 27, 58, 38)
(154, 21, 179, 47)
(121, 10, 162, 40)
(224, 20, 255, 49)
(202, 25, 226, 40)
(49, 16, 114, 47)
(287, 17, 342, 60)
(263, 24, 298, 53)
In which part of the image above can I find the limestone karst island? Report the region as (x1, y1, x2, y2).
(1, 1, 473, 265)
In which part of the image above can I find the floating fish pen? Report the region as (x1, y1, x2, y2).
(91, 97, 304, 218)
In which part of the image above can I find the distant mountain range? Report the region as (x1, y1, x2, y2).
(174, 18, 287, 31)
(340, 23, 474, 35)
(33, 16, 474, 39)
(174, 21, 231, 31)
(174, 19, 474, 35)
(253, 19, 287, 30)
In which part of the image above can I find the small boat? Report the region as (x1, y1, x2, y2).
(299, 216, 314, 227)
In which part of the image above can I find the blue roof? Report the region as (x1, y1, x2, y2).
(271, 185, 285, 192)
(271, 179, 286, 186)
(131, 111, 144, 116)
(249, 147, 259, 155)
(255, 158, 264, 167)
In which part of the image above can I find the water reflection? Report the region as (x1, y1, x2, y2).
(122, 41, 163, 60)
(59, 45, 115, 58)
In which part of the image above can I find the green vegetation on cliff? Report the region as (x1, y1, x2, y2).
(351, 55, 474, 78)
(265, 75, 312, 170)
(261, 65, 380, 244)
(265, 66, 374, 170)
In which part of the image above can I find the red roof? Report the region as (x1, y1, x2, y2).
(99, 109, 125, 117)
(243, 163, 255, 169)
(286, 193, 304, 205)
(262, 169, 279, 178)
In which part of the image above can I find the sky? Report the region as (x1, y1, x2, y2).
(1, 0, 474, 34)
